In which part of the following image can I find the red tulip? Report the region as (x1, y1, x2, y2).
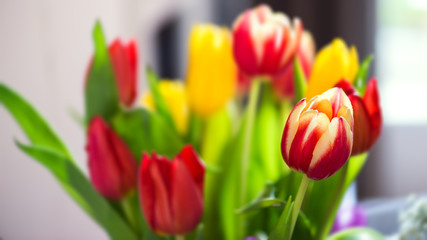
(86, 116, 137, 200)
(281, 88, 354, 180)
(109, 38, 138, 107)
(139, 145, 205, 235)
(272, 31, 315, 99)
(232, 4, 303, 79)
(335, 78, 382, 155)
(86, 38, 138, 107)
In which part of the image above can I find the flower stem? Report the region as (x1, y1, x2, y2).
(240, 79, 261, 204)
(289, 174, 311, 238)
(239, 78, 262, 236)
(175, 235, 185, 240)
(121, 192, 140, 236)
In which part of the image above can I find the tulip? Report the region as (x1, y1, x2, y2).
(86, 38, 138, 107)
(139, 145, 205, 235)
(86, 116, 137, 200)
(281, 87, 354, 180)
(232, 4, 303, 79)
(186, 24, 237, 117)
(142, 80, 189, 135)
(336, 78, 382, 155)
(109, 38, 138, 107)
(306, 38, 359, 99)
(272, 31, 315, 99)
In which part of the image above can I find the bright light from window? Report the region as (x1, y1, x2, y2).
(377, 0, 427, 125)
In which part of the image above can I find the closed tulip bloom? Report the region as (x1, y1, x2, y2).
(186, 24, 237, 117)
(142, 80, 189, 135)
(281, 88, 354, 180)
(336, 79, 382, 155)
(306, 38, 359, 99)
(272, 31, 315, 99)
(87, 116, 137, 200)
(109, 38, 138, 107)
(139, 145, 205, 235)
(86, 38, 138, 107)
(232, 4, 303, 78)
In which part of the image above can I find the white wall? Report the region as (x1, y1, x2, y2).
(0, 0, 212, 239)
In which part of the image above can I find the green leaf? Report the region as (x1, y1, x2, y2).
(345, 153, 368, 189)
(145, 67, 177, 134)
(353, 55, 374, 96)
(16, 143, 138, 240)
(303, 154, 369, 239)
(0, 83, 70, 158)
(328, 228, 385, 240)
(268, 196, 294, 240)
(85, 21, 119, 122)
(112, 108, 153, 160)
(149, 111, 185, 159)
(293, 57, 308, 101)
(254, 85, 285, 183)
(236, 183, 284, 214)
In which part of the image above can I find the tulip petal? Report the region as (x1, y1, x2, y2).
(281, 99, 306, 161)
(109, 39, 137, 107)
(178, 145, 205, 193)
(170, 158, 204, 235)
(308, 117, 353, 180)
(363, 78, 382, 143)
(288, 110, 330, 173)
(233, 11, 259, 76)
(349, 96, 372, 155)
(140, 154, 174, 234)
(87, 117, 136, 200)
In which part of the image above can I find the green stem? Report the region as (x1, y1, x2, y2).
(175, 235, 185, 240)
(289, 174, 311, 239)
(121, 192, 140, 236)
(238, 78, 262, 236)
(317, 163, 349, 240)
(240, 79, 261, 203)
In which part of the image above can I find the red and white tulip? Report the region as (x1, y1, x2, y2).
(232, 4, 303, 79)
(281, 88, 354, 180)
(336, 78, 382, 155)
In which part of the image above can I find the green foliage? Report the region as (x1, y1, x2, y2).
(17, 144, 138, 240)
(85, 21, 119, 122)
(112, 109, 153, 161)
(303, 154, 369, 240)
(268, 196, 294, 240)
(328, 228, 385, 240)
(293, 57, 308, 101)
(354, 55, 374, 96)
(0, 84, 138, 240)
(145, 67, 177, 134)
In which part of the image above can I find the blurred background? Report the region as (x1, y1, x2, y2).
(0, 0, 426, 239)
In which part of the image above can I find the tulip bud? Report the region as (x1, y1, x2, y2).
(232, 4, 303, 78)
(86, 116, 137, 200)
(86, 38, 138, 107)
(306, 38, 359, 99)
(186, 24, 237, 117)
(281, 88, 354, 180)
(142, 80, 189, 135)
(109, 38, 138, 107)
(139, 145, 205, 235)
(272, 31, 315, 99)
(336, 78, 382, 155)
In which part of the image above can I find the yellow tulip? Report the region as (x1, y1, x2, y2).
(305, 38, 359, 99)
(186, 24, 237, 117)
(142, 80, 189, 135)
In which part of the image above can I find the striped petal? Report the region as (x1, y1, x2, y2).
(308, 117, 353, 180)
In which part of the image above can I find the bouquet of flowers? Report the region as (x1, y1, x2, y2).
(0, 4, 383, 240)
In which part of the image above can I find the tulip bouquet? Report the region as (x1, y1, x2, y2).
(0, 4, 384, 240)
